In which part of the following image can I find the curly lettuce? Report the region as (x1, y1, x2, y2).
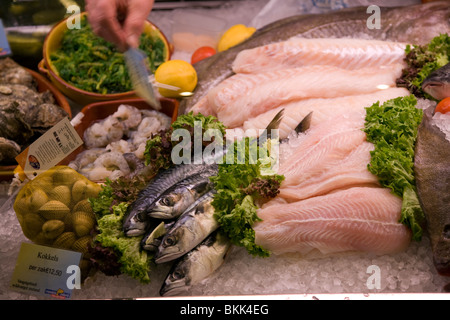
(364, 95, 425, 241)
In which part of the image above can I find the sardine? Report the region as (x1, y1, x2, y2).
(123, 163, 218, 236)
(154, 191, 219, 264)
(148, 173, 214, 220)
(159, 231, 232, 297)
(422, 62, 450, 101)
(180, 2, 450, 113)
(415, 106, 450, 276)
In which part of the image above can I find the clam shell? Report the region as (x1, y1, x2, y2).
(73, 199, 94, 217)
(22, 213, 45, 239)
(53, 232, 77, 249)
(48, 185, 71, 208)
(72, 235, 93, 255)
(52, 166, 80, 188)
(29, 188, 49, 212)
(73, 211, 95, 237)
(42, 219, 65, 239)
(38, 200, 70, 220)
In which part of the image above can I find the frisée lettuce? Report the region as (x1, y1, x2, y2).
(364, 95, 425, 241)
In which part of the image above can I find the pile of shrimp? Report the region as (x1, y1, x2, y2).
(69, 104, 171, 181)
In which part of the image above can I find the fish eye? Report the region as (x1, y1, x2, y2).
(164, 236, 176, 247)
(161, 197, 175, 206)
(172, 268, 185, 280)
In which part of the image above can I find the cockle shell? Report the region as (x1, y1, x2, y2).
(22, 213, 45, 239)
(48, 185, 71, 208)
(52, 166, 79, 188)
(73, 211, 95, 237)
(72, 235, 92, 255)
(38, 200, 70, 220)
(28, 188, 49, 213)
(42, 219, 65, 239)
(53, 232, 77, 249)
(73, 199, 94, 217)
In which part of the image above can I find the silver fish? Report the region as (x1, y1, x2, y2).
(123, 162, 218, 237)
(154, 191, 219, 264)
(180, 2, 450, 113)
(159, 231, 232, 297)
(148, 173, 213, 220)
(422, 62, 450, 101)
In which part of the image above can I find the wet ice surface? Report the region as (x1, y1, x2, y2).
(1, 193, 448, 300)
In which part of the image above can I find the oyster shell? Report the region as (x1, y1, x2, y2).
(0, 137, 21, 164)
(0, 101, 34, 146)
(30, 103, 69, 134)
(0, 58, 35, 88)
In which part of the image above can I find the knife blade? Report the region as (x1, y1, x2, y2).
(124, 48, 161, 110)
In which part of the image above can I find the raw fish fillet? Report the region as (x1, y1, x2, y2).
(242, 88, 410, 139)
(254, 187, 412, 256)
(232, 37, 407, 74)
(279, 142, 380, 202)
(278, 113, 367, 188)
(202, 64, 404, 128)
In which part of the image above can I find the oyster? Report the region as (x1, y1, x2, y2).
(0, 101, 34, 146)
(30, 103, 69, 134)
(0, 58, 35, 88)
(0, 137, 21, 164)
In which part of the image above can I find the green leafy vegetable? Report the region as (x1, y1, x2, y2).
(364, 95, 425, 241)
(396, 34, 450, 99)
(144, 112, 227, 169)
(50, 15, 167, 94)
(210, 137, 284, 257)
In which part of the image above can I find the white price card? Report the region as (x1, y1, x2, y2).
(15, 117, 83, 179)
(10, 242, 82, 299)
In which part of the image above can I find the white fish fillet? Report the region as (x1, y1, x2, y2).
(278, 113, 367, 187)
(232, 37, 407, 74)
(242, 87, 410, 139)
(254, 187, 411, 256)
(207, 64, 404, 128)
(279, 142, 380, 202)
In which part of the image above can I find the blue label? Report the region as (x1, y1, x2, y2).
(0, 19, 12, 57)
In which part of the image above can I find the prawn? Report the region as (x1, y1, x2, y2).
(112, 104, 142, 133)
(92, 151, 131, 179)
(84, 117, 124, 148)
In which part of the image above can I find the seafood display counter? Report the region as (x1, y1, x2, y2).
(1, 0, 450, 300)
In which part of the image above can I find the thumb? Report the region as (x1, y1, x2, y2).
(124, 11, 148, 48)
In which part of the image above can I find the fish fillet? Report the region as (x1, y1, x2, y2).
(254, 187, 411, 256)
(204, 64, 404, 128)
(278, 113, 367, 188)
(279, 142, 380, 202)
(232, 37, 407, 74)
(242, 87, 410, 139)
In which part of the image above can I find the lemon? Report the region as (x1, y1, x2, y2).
(155, 60, 198, 98)
(217, 24, 256, 52)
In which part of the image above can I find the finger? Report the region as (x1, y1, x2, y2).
(123, 0, 155, 48)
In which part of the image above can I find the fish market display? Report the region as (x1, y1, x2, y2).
(415, 107, 450, 276)
(68, 105, 171, 181)
(0, 58, 69, 165)
(192, 64, 404, 128)
(181, 1, 450, 113)
(232, 38, 407, 74)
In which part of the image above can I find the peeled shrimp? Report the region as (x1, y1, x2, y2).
(84, 117, 124, 148)
(93, 151, 131, 176)
(112, 104, 142, 132)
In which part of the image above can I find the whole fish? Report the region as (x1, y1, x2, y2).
(414, 107, 450, 277)
(123, 162, 218, 236)
(148, 172, 214, 220)
(422, 62, 450, 101)
(180, 1, 450, 113)
(159, 231, 232, 297)
(154, 191, 219, 264)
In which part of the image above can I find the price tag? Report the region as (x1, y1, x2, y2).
(15, 117, 83, 179)
(10, 242, 82, 299)
(0, 19, 12, 57)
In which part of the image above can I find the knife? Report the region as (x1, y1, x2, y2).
(124, 48, 161, 110)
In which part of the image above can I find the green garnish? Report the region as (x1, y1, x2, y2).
(363, 95, 425, 241)
(50, 15, 167, 94)
(396, 33, 450, 99)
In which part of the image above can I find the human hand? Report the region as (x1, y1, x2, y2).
(86, 0, 155, 52)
